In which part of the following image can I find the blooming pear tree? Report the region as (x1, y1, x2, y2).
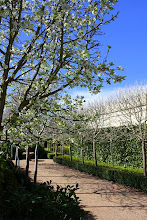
(0, 0, 124, 138)
(6, 90, 85, 146)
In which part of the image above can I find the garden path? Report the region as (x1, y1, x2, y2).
(19, 159, 147, 220)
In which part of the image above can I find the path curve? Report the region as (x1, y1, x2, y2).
(19, 159, 147, 220)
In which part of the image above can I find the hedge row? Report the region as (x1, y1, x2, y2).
(71, 138, 143, 168)
(47, 152, 62, 159)
(53, 156, 147, 193)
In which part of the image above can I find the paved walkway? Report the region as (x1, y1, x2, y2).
(19, 159, 147, 220)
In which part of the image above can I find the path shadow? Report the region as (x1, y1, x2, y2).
(18, 159, 147, 219)
(47, 161, 147, 213)
(30, 159, 46, 162)
(83, 212, 97, 220)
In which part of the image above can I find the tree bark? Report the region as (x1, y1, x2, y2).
(47, 141, 49, 152)
(110, 138, 114, 167)
(15, 146, 18, 167)
(55, 145, 57, 157)
(34, 144, 38, 183)
(62, 144, 64, 158)
(142, 139, 146, 176)
(81, 148, 84, 165)
(26, 146, 29, 176)
(93, 138, 97, 167)
(0, 82, 8, 140)
(11, 144, 13, 160)
(69, 146, 72, 161)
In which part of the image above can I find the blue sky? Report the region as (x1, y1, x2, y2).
(70, 0, 147, 101)
(102, 0, 147, 86)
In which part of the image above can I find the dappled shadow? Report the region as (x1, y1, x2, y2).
(30, 159, 46, 162)
(83, 212, 97, 220)
(19, 159, 147, 219)
(44, 161, 147, 213)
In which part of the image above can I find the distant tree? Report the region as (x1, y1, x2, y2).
(0, 0, 124, 139)
(82, 99, 107, 166)
(114, 84, 147, 176)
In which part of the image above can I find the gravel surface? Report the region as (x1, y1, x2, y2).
(19, 159, 147, 220)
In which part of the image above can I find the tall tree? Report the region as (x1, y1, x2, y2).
(114, 85, 147, 176)
(0, 0, 124, 138)
(83, 99, 106, 166)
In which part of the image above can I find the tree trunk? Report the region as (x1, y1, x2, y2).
(11, 144, 13, 160)
(18, 157, 20, 168)
(55, 145, 57, 157)
(62, 144, 64, 158)
(6, 130, 8, 141)
(47, 142, 49, 152)
(0, 81, 8, 141)
(93, 138, 97, 167)
(142, 139, 146, 176)
(26, 146, 29, 176)
(34, 144, 38, 183)
(0, 126, 3, 141)
(69, 146, 72, 161)
(81, 148, 84, 165)
(15, 146, 18, 167)
(110, 138, 114, 168)
(81, 137, 84, 164)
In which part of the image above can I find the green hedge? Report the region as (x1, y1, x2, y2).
(47, 152, 62, 159)
(71, 126, 143, 168)
(0, 159, 28, 194)
(53, 156, 147, 193)
(45, 146, 69, 155)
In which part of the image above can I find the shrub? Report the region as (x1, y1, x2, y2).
(45, 146, 70, 156)
(47, 152, 62, 159)
(0, 159, 86, 220)
(1, 182, 85, 220)
(0, 159, 28, 194)
(70, 127, 143, 168)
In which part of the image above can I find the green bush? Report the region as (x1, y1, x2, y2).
(0, 159, 28, 195)
(1, 183, 85, 220)
(0, 159, 86, 220)
(47, 152, 62, 159)
(53, 156, 147, 193)
(45, 146, 69, 155)
(71, 127, 143, 169)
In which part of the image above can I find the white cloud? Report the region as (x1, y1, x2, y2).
(68, 81, 147, 104)
(68, 88, 116, 103)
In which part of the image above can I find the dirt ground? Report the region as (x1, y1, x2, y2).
(19, 159, 147, 220)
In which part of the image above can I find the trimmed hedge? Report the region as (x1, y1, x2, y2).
(53, 156, 147, 193)
(70, 127, 143, 168)
(47, 152, 62, 159)
(45, 146, 69, 156)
